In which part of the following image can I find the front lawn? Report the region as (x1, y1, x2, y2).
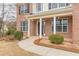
(0, 40, 38, 56)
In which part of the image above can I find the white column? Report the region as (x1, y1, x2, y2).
(40, 18, 42, 38)
(53, 16, 56, 34)
(28, 19, 30, 37)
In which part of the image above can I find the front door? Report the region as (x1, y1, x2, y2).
(37, 20, 45, 36)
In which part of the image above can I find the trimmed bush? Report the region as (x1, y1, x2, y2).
(14, 31, 23, 40)
(49, 34, 64, 44)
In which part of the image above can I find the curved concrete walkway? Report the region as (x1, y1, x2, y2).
(18, 37, 79, 56)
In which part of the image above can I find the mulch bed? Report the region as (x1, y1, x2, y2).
(34, 38, 79, 53)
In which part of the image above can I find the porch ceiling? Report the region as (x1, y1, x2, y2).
(27, 7, 72, 19)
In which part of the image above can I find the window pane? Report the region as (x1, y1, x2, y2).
(63, 19, 68, 26)
(59, 3, 65, 7)
(51, 3, 57, 9)
(36, 3, 42, 12)
(56, 18, 68, 32)
(23, 21, 26, 26)
(56, 19, 62, 26)
(63, 18, 68, 32)
(56, 26, 62, 32)
(56, 20, 62, 32)
(63, 26, 67, 32)
(66, 3, 70, 6)
(19, 4, 29, 14)
(51, 19, 53, 32)
(25, 27, 28, 31)
(20, 21, 28, 32)
(23, 27, 25, 31)
(48, 3, 51, 9)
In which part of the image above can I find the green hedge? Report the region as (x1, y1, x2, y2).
(49, 34, 64, 44)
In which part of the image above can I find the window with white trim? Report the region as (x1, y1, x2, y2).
(48, 3, 70, 10)
(19, 4, 29, 15)
(52, 17, 68, 32)
(59, 3, 66, 7)
(56, 17, 68, 32)
(36, 3, 43, 12)
(56, 19, 62, 32)
(20, 21, 28, 32)
(49, 3, 57, 9)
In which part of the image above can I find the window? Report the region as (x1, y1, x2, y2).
(59, 3, 70, 7)
(66, 3, 70, 6)
(63, 18, 68, 32)
(56, 19, 62, 32)
(49, 3, 58, 9)
(59, 3, 66, 7)
(48, 3, 70, 10)
(52, 17, 68, 32)
(51, 19, 54, 31)
(36, 3, 43, 12)
(56, 18, 68, 32)
(48, 3, 51, 9)
(19, 4, 29, 15)
(20, 21, 28, 32)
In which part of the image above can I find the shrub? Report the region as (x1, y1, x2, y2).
(5, 27, 23, 41)
(14, 31, 23, 40)
(6, 27, 16, 35)
(49, 34, 64, 44)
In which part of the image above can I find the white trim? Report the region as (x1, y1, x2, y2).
(36, 21, 37, 36)
(62, 19, 64, 32)
(28, 11, 72, 20)
(40, 18, 42, 38)
(28, 19, 30, 37)
(36, 20, 38, 36)
(43, 20, 45, 36)
(53, 16, 56, 34)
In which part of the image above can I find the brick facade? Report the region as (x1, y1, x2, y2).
(16, 3, 32, 37)
(72, 4, 79, 47)
(16, 3, 79, 47)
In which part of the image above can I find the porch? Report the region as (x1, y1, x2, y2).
(27, 15, 72, 42)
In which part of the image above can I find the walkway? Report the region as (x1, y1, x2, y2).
(18, 37, 79, 56)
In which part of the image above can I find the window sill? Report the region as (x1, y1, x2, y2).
(22, 31, 28, 32)
(56, 32, 68, 33)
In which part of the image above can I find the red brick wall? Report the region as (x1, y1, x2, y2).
(16, 3, 32, 37)
(72, 4, 79, 47)
(45, 18, 52, 36)
(30, 20, 37, 36)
